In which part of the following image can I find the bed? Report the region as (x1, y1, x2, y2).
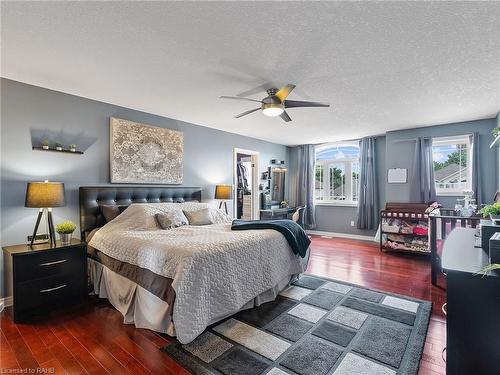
(79, 186, 308, 344)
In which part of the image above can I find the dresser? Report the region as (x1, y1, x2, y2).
(441, 228, 500, 375)
(2, 239, 87, 322)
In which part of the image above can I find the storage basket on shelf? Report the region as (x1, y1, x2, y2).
(380, 202, 430, 254)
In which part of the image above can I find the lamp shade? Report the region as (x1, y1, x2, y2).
(25, 182, 66, 208)
(215, 185, 232, 200)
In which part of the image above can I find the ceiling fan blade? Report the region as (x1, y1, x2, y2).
(284, 100, 330, 108)
(220, 96, 262, 103)
(275, 84, 296, 101)
(234, 108, 261, 118)
(280, 111, 292, 122)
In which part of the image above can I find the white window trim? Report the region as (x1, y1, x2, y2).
(314, 141, 360, 206)
(432, 135, 472, 196)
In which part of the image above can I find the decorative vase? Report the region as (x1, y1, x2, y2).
(59, 233, 72, 246)
(491, 214, 500, 225)
(56, 146, 62, 151)
(42, 145, 49, 150)
(69, 147, 76, 152)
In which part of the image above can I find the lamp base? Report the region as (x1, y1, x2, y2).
(30, 208, 56, 248)
(218, 201, 228, 215)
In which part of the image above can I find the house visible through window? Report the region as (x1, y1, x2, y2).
(432, 135, 471, 195)
(315, 142, 360, 205)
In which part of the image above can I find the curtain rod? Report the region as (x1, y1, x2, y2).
(391, 133, 473, 143)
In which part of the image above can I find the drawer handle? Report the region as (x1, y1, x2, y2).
(40, 284, 67, 293)
(39, 259, 67, 267)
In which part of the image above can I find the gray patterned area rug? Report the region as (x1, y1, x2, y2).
(161, 275, 432, 375)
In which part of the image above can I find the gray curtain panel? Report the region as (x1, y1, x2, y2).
(289, 144, 316, 229)
(470, 132, 482, 205)
(356, 137, 378, 230)
(409, 137, 436, 203)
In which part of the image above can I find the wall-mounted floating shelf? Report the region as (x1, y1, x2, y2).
(32, 146, 84, 155)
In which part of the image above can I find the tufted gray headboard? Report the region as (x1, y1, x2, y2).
(79, 186, 202, 240)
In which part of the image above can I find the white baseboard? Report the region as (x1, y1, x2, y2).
(307, 230, 375, 242)
(0, 296, 13, 311)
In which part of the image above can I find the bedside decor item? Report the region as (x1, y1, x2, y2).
(55, 220, 76, 245)
(215, 184, 232, 214)
(55, 142, 63, 151)
(110, 117, 183, 184)
(69, 144, 76, 152)
(25, 181, 66, 248)
(41, 139, 49, 150)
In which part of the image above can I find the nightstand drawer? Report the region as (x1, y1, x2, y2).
(16, 273, 85, 312)
(14, 246, 85, 282)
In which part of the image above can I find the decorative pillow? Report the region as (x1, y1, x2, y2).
(100, 205, 128, 222)
(155, 210, 189, 230)
(183, 208, 214, 226)
(208, 208, 232, 224)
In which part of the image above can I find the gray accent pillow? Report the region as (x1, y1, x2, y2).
(101, 205, 128, 222)
(155, 210, 189, 230)
(183, 208, 214, 226)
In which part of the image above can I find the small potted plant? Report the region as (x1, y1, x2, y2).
(69, 144, 77, 152)
(493, 126, 500, 138)
(56, 220, 77, 245)
(479, 202, 500, 225)
(55, 142, 63, 151)
(41, 139, 50, 150)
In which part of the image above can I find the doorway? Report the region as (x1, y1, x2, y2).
(233, 148, 259, 220)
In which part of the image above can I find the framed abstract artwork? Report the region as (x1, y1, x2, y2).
(110, 117, 183, 184)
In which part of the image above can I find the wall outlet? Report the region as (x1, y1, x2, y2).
(350, 220, 355, 226)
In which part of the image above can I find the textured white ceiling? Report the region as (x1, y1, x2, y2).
(2, 1, 499, 145)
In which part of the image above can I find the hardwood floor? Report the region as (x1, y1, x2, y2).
(1, 235, 446, 374)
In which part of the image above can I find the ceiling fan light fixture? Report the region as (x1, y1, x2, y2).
(262, 103, 284, 117)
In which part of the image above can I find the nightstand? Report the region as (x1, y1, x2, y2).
(2, 239, 87, 322)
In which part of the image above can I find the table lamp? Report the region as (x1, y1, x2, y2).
(215, 184, 232, 214)
(25, 181, 65, 248)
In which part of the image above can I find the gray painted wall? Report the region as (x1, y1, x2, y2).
(313, 119, 497, 235)
(1, 79, 288, 296)
(385, 118, 497, 207)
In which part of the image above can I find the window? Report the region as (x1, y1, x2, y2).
(432, 135, 471, 195)
(315, 142, 360, 205)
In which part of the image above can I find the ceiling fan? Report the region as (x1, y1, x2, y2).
(220, 84, 329, 122)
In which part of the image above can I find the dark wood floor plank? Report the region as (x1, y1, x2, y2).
(1, 235, 446, 374)
(31, 321, 88, 374)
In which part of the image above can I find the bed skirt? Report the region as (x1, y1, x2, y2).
(88, 258, 300, 337)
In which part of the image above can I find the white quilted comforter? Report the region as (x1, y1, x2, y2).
(89, 202, 307, 343)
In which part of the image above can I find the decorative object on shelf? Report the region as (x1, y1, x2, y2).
(425, 201, 442, 216)
(55, 220, 76, 246)
(480, 202, 500, 224)
(25, 181, 66, 248)
(69, 144, 77, 152)
(55, 142, 63, 151)
(32, 145, 84, 154)
(280, 200, 289, 208)
(215, 184, 232, 214)
(41, 139, 49, 150)
(110, 117, 183, 184)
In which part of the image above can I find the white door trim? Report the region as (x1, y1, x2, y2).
(233, 148, 260, 219)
